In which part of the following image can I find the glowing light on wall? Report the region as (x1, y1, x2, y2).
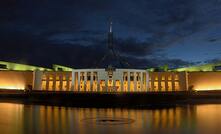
(192, 83, 221, 91)
(195, 88, 221, 91)
(0, 79, 26, 90)
(0, 86, 25, 90)
(0, 71, 33, 90)
(0, 81, 26, 90)
(188, 72, 221, 91)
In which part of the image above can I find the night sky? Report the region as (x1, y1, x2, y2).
(1, 0, 221, 69)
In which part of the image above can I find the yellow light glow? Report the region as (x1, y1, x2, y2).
(195, 88, 221, 91)
(194, 84, 221, 91)
(0, 86, 25, 90)
(188, 72, 221, 91)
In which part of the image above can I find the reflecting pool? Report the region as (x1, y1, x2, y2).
(0, 103, 220, 134)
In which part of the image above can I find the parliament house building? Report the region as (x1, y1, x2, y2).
(1, 22, 221, 92)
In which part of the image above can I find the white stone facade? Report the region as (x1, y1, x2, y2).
(31, 69, 187, 92)
(72, 69, 149, 92)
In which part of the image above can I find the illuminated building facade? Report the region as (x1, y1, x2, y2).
(0, 61, 210, 92)
(71, 68, 148, 92)
(1, 61, 221, 92)
(1, 20, 221, 92)
(32, 69, 188, 92)
(149, 72, 188, 91)
(0, 61, 188, 92)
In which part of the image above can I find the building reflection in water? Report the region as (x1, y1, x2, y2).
(22, 105, 197, 134)
(2, 103, 221, 134)
(0, 103, 24, 134)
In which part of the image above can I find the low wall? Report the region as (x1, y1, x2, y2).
(0, 71, 33, 90)
(188, 72, 221, 90)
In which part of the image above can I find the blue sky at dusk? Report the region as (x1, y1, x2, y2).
(1, 0, 221, 68)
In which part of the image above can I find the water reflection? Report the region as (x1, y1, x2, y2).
(0, 103, 23, 134)
(0, 103, 221, 134)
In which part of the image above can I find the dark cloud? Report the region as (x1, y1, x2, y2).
(1, 0, 221, 68)
(115, 38, 155, 57)
(0, 30, 193, 69)
(204, 58, 221, 64)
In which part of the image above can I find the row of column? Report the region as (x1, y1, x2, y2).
(43, 73, 71, 91)
(33, 71, 187, 91)
(33, 71, 72, 91)
(149, 73, 185, 91)
(72, 71, 148, 92)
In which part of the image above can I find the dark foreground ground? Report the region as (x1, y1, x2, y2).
(1, 90, 221, 108)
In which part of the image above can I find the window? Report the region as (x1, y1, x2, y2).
(48, 81, 53, 91)
(168, 75, 172, 80)
(41, 81, 46, 90)
(63, 76, 66, 80)
(168, 82, 172, 91)
(42, 75, 46, 80)
(49, 75, 53, 80)
(62, 81, 67, 90)
(161, 82, 165, 91)
(149, 82, 152, 90)
(175, 82, 179, 91)
(175, 74, 179, 80)
(130, 76, 134, 81)
(80, 76, 84, 81)
(130, 73, 134, 81)
(56, 75, 60, 80)
(93, 72, 97, 80)
(55, 81, 60, 91)
(161, 76, 165, 80)
(87, 72, 91, 80)
(80, 72, 84, 80)
(154, 82, 158, 91)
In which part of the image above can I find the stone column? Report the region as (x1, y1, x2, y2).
(97, 79, 100, 92)
(90, 72, 93, 92)
(158, 74, 161, 92)
(84, 72, 87, 92)
(165, 74, 168, 91)
(46, 73, 49, 91)
(147, 72, 149, 92)
(52, 73, 56, 91)
(143, 72, 147, 91)
(172, 73, 175, 91)
(134, 72, 137, 92)
(127, 72, 130, 92)
(120, 73, 124, 92)
(96, 73, 98, 92)
(105, 80, 108, 92)
(113, 79, 116, 92)
(78, 72, 80, 91)
(141, 73, 143, 91)
(66, 73, 70, 91)
(33, 70, 43, 90)
(71, 71, 75, 91)
(151, 73, 154, 91)
(59, 74, 63, 91)
(185, 72, 189, 91)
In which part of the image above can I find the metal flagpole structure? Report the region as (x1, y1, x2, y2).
(95, 20, 130, 68)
